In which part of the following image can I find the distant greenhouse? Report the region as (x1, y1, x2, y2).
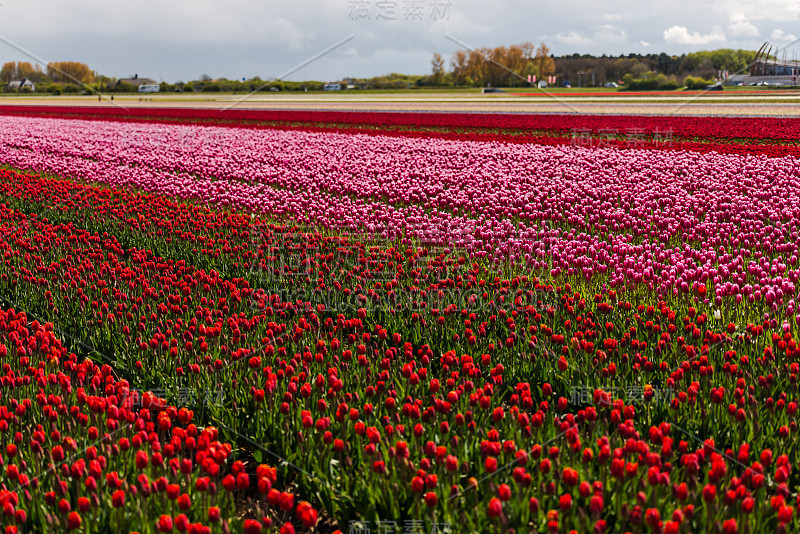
(729, 41, 800, 86)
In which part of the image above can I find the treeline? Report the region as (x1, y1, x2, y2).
(360, 48, 762, 89)
(414, 42, 556, 87)
(417, 47, 758, 89)
(446, 42, 555, 87)
(0, 47, 763, 95)
(0, 58, 426, 94)
(366, 47, 759, 89)
(0, 61, 331, 94)
(149, 79, 328, 93)
(554, 49, 756, 89)
(0, 61, 96, 90)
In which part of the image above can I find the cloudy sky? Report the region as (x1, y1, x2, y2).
(0, 0, 797, 82)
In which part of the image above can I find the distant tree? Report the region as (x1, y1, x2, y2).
(684, 76, 714, 90)
(465, 48, 488, 86)
(450, 50, 468, 86)
(0, 62, 15, 82)
(430, 52, 446, 86)
(503, 45, 527, 85)
(47, 62, 94, 84)
(115, 82, 137, 93)
(523, 61, 538, 81)
(520, 41, 535, 61)
(16, 62, 35, 79)
(446, 42, 554, 87)
(621, 71, 680, 90)
(486, 46, 508, 86)
(630, 61, 649, 77)
(93, 74, 113, 90)
(696, 57, 715, 79)
(681, 49, 755, 77)
(1, 61, 45, 82)
(534, 43, 556, 78)
(26, 65, 48, 84)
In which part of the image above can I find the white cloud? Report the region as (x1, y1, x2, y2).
(547, 25, 629, 49)
(269, 18, 308, 51)
(427, 11, 493, 38)
(604, 13, 622, 21)
(712, 0, 798, 22)
(640, 40, 651, 47)
(549, 31, 593, 47)
(771, 28, 798, 42)
(727, 13, 760, 38)
(341, 47, 359, 58)
(663, 25, 726, 45)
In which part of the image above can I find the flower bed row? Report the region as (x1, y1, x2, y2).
(1, 106, 799, 144)
(1, 167, 799, 532)
(0, 306, 316, 534)
(2, 116, 800, 312)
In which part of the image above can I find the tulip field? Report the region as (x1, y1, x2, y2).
(1, 108, 800, 534)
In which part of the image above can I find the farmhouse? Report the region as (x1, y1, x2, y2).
(116, 75, 157, 88)
(7, 78, 35, 91)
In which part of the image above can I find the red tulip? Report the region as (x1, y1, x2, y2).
(424, 492, 437, 507)
(497, 484, 511, 501)
(67, 512, 81, 530)
(243, 520, 263, 534)
(158, 515, 173, 533)
(487, 497, 503, 518)
(279, 492, 294, 512)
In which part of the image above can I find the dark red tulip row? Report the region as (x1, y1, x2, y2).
(0, 106, 798, 140)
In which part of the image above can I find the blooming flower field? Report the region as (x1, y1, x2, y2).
(0, 109, 799, 533)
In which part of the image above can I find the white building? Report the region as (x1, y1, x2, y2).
(7, 79, 35, 91)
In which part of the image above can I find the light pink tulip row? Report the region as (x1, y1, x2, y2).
(1, 115, 799, 314)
